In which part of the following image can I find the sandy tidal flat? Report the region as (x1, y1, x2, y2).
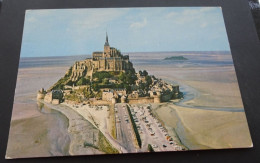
(153, 103, 252, 149)
(6, 105, 71, 158)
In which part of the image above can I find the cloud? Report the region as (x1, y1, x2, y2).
(130, 18, 147, 29)
(165, 7, 220, 26)
(68, 9, 128, 30)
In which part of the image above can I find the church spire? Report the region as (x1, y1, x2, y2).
(106, 32, 108, 43)
(104, 31, 109, 46)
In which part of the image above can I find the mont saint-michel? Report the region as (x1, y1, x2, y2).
(38, 33, 182, 106)
(6, 7, 252, 159)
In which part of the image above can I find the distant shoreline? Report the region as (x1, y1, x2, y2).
(164, 56, 188, 60)
(20, 51, 231, 59)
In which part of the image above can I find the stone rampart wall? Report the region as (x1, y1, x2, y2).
(128, 97, 154, 104)
(92, 100, 112, 105)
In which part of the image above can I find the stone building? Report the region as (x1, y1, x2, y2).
(68, 33, 134, 82)
(102, 89, 114, 101)
(102, 88, 127, 102)
(44, 90, 64, 104)
(91, 33, 133, 72)
(37, 88, 46, 99)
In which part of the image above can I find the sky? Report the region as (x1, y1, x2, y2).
(21, 7, 230, 57)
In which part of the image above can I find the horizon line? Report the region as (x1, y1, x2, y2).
(20, 50, 231, 58)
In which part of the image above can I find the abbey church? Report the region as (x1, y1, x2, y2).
(91, 33, 133, 72)
(69, 33, 134, 81)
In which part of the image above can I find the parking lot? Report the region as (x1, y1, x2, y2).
(125, 104, 184, 152)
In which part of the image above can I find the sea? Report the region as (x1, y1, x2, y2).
(19, 51, 233, 69)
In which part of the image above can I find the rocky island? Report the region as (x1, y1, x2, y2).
(164, 56, 188, 60)
(37, 33, 182, 105)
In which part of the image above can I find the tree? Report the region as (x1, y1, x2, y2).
(92, 83, 99, 91)
(93, 71, 111, 81)
(76, 77, 89, 86)
(139, 82, 146, 91)
(142, 70, 148, 76)
(139, 70, 142, 76)
(102, 78, 109, 84)
(148, 144, 154, 152)
(145, 75, 152, 86)
(119, 72, 126, 82)
(66, 80, 74, 86)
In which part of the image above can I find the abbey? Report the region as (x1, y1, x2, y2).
(92, 33, 133, 72)
(70, 33, 134, 81)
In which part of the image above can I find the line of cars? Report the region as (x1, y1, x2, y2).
(130, 104, 185, 151)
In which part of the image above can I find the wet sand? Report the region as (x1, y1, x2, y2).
(6, 105, 71, 158)
(136, 62, 253, 149)
(153, 103, 252, 150)
(6, 66, 73, 158)
(42, 102, 104, 156)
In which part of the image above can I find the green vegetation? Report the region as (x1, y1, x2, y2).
(83, 131, 119, 154)
(83, 87, 95, 98)
(53, 65, 89, 89)
(93, 71, 112, 82)
(118, 71, 137, 85)
(148, 144, 155, 152)
(126, 105, 142, 148)
(98, 131, 119, 154)
(102, 78, 109, 84)
(52, 76, 69, 90)
(76, 77, 90, 86)
(137, 71, 152, 94)
(51, 66, 73, 90)
(64, 66, 72, 77)
(64, 92, 82, 103)
(164, 56, 188, 60)
(138, 70, 148, 76)
(145, 75, 152, 86)
(83, 141, 98, 149)
(95, 91, 102, 99)
(91, 71, 137, 93)
(176, 91, 184, 99)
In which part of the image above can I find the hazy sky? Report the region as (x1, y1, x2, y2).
(21, 7, 230, 57)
